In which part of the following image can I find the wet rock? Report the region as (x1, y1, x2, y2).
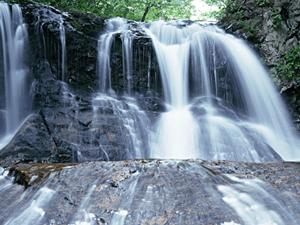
(0, 114, 56, 166)
(8, 163, 70, 188)
(0, 160, 299, 225)
(21, 3, 161, 97)
(0, 3, 163, 164)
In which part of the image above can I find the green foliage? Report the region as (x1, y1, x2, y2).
(255, 0, 270, 7)
(238, 20, 257, 34)
(203, 0, 239, 20)
(9, 0, 193, 21)
(276, 44, 300, 83)
(271, 9, 283, 30)
(201, 10, 223, 20)
(204, 0, 227, 8)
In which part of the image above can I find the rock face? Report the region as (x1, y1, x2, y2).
(1, 160, 299, 225)
(0, 3, 163, 164)
(221, 0, 300, 129)
(22, 3, 162, 96)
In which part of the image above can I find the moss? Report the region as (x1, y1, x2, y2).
(276, 44, 300, 84)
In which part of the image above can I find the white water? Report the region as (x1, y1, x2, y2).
(4, 187, 55, 225)
(0, 3, 31, 149)
(0, 167, 13, 193)
(72, 183, 98, 225)
(111, 172, 139, 225)
(121, 30, 133, 94)
(218, 175, 298, 225)
(215, 34, 298, 160)
(95, 19, 152, 159)
(92, 94, 150, 159)
(145, 21, 201, 159)
(151, 107, 200, 159)
(97, 18, 128, 93)
(59, 19, 67, 81)
(145, 21, 299, 161)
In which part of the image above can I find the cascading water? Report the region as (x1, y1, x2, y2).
(97, 18, 128, 93)
(218, 175, 299, 225)
(145, 21, 299, 161)
(94, 18, 151, 159)
(145, 21, 200, 159)
(59, 19, 67, 82)
(121, 30, 133, 94)
(92, 95, 150, 159)
(0, 3, 31, 149)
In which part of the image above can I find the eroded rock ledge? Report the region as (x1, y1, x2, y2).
(1, 160, 299, 225)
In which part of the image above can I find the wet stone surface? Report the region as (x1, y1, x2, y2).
(0, 160, 299, 225)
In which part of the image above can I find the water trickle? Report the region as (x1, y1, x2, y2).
(4, 187, 56, 225)
(72, 183, 98, 225)
(121, 30, 133, 94)
(59, 19, 67, 81)
(92, 94, 150, 159)
(111, 172, 139, 225)
(0, 3, 31, 149)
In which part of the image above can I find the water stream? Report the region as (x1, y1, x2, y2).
(59, 19, 67, 82)
(0, 3, 31, 149)
(218, 175, 299, 225)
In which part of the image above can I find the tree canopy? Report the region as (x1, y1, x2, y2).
(11, 0, 194, 21)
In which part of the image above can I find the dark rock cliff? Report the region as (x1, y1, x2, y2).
(0, 3, 163, 164)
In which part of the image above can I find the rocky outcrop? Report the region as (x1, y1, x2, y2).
(221, 0, 300, 129)
(0, 3, 163, 164)
(22, 3, 161, 96)
(1, 160, 299, 224)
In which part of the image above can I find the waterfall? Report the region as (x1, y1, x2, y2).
(145, 21, 200, 159)
(94, 18, 299, 161)
(214, 33, 298, 160)
(145, 21, 299, 161)
(97, 18, 128, 94)
(0, 3, 31, 149)
(121, 30, 133, 94)
(59, 19, 67, 82)
(94, 18, 151, 159)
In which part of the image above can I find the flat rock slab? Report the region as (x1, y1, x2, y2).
(1, 160, 300, 225)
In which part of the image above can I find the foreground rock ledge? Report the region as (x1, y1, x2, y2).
(1, 160, 300, 225)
